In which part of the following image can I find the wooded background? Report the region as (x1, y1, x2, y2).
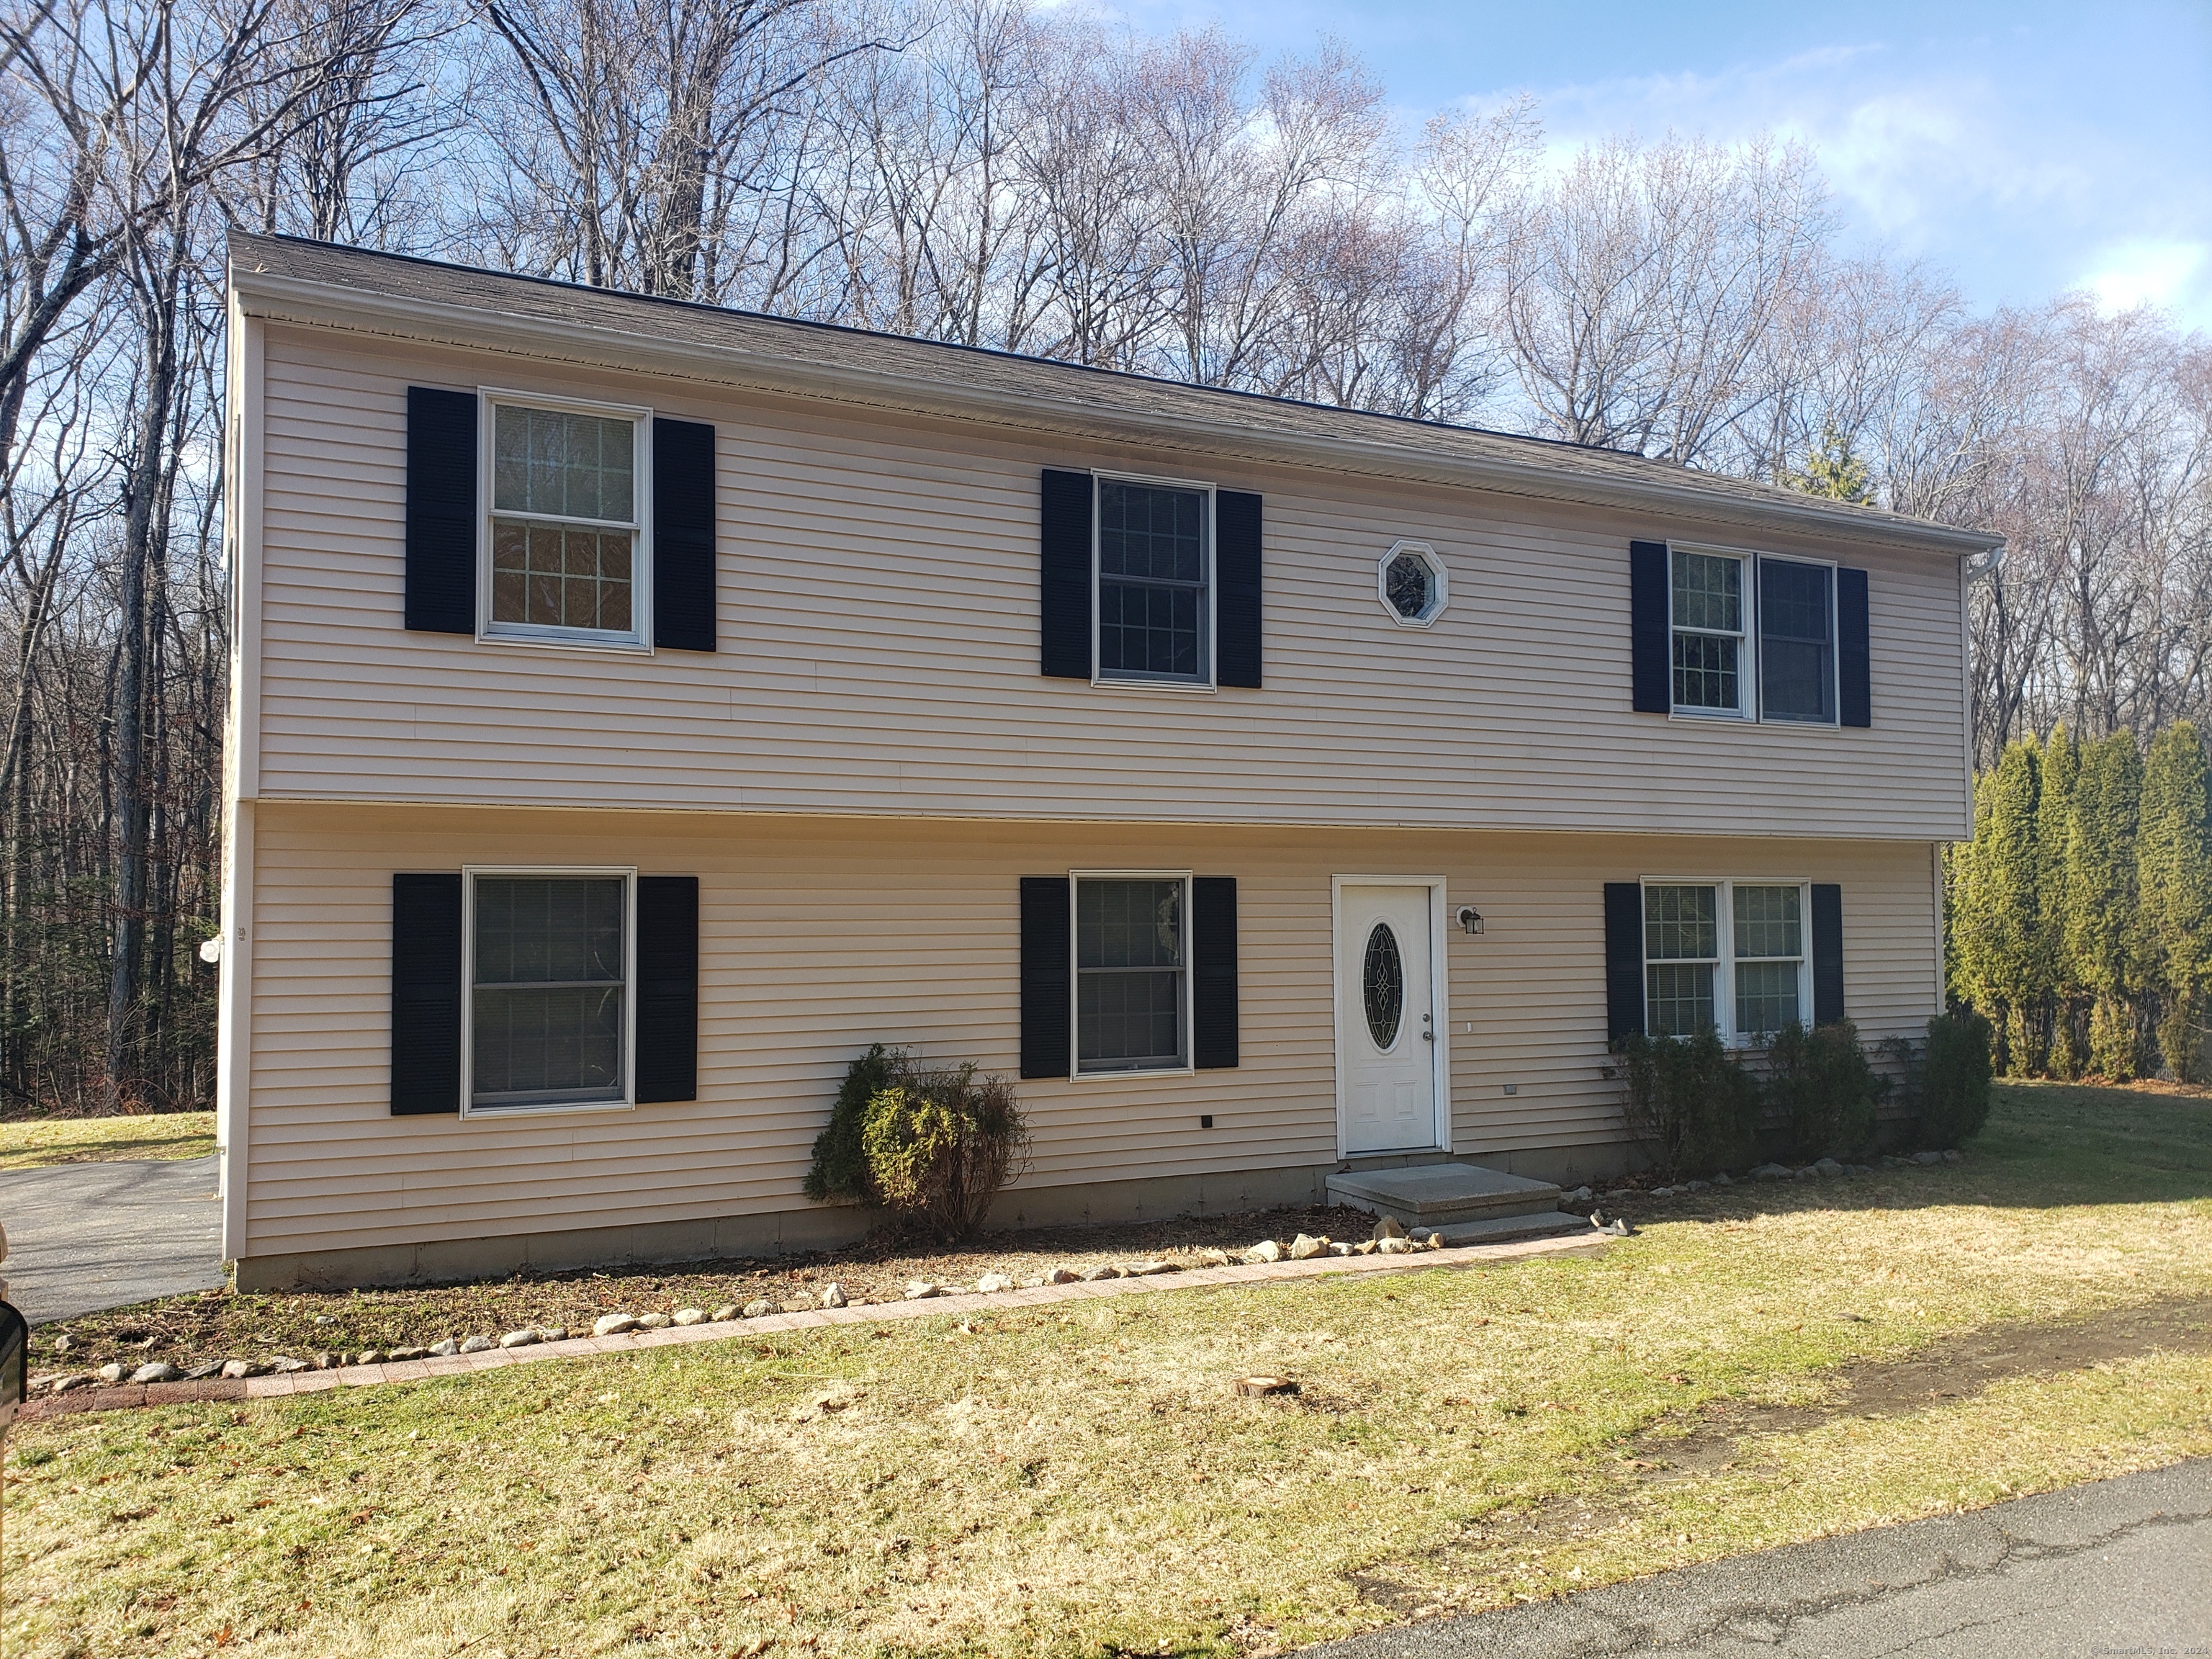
(2, 0, 2207, 1114)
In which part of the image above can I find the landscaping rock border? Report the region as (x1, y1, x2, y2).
(17, 1229, 1609, 1421)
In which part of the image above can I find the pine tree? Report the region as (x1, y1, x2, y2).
(1788, 423, 1876, 505)
(2065, 732, 2147, 1079)
(1943, 775, 1996, 1021)
(1951, 738, 2044, 1074)
(2040, 727, 2085, 1077)
(2140, 721, 2212, 1080)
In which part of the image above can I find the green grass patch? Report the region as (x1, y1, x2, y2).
(0, 1110, 215, 1172)
(6, 1081, 2209, 1658)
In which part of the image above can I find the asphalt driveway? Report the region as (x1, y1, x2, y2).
(1303, 1457, 2212, 1658)
(0, 1155, 223, 1324)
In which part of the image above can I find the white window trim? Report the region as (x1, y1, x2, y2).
(1664, 541, 1842, 727)
(1665, 541, 1755, 721)
(459, 864, 638, 1118)
(1377, 540, 1449, 629)
(476, 387, 656, 656)
(1068, 868, 1196, 1080)
(1089, 469, 1218, 694)
(1640, 876, 1812, 1046)
(1751, 552, 1842, 728)
(1329, 874, 1452, 1158)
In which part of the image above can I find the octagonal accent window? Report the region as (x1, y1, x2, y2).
(1376, 540, 1448, 628)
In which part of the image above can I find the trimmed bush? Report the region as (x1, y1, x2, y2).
(1614, 1028, 1758, 1182)
(1763, 1018, 1882, 1162)
(1914, 1010, 1993, 1148)
(805, 1046, 1029, 1240)
(859, 1064, 1028, 1241)
(802, 1043, 902, 1203)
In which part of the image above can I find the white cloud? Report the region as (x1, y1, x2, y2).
(1465, 37, 2211, 330)
(2082, 240, 2211, 320)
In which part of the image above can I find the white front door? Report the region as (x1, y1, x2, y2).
(1338, 884, 1439, 1155)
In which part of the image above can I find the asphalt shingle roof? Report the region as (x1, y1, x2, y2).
(227, 231, 2000, 557)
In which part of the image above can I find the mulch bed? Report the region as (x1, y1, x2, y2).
(32, 1202, 1400, 1380)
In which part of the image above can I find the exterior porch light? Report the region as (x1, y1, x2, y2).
(1456, 905, 1485, 936)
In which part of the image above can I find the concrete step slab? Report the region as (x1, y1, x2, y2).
(1327, 1162, 1562, 1226)
(1417, 1210, 1591, 1248)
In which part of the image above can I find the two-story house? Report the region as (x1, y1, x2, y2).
(215, 233, 2000, 1291)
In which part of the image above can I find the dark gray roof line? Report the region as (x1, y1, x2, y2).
(225, 230, 2002, 558)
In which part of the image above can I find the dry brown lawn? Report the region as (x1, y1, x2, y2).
(4, 1080, 2208, 1658)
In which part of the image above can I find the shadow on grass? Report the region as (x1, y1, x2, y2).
(1618, 1079, 2212, 1226)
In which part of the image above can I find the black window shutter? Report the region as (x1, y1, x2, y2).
(392, 873, 462, 1114)
(1040, 469, 1093, 679)
(1604, 882, 1645, 1041)
(1020, 876, 1071, 1079)
(653, 418, 717, 652)
(636, 876, 700, 1102)
(1837, 567, 1871, 727)
(1192, 876, 1239, 1068)
(405, 387, 479, 634)
(1812, 884, 1845, 1025)
(1214, 492, 1262, 688)
(1629, 539, 1671, 714)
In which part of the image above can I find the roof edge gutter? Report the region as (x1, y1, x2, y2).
(229, 263, 2007, 561)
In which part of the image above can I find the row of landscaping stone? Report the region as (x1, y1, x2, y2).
(22, 1228, 1606, 1421)
(30, 1221, 1444, 1397)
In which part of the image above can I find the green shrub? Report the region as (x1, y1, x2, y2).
(804, 1046, 1029, 1240)
(2088, 994, 2140, 1082)
(2157, 999, 2205, 1084)
(1887, 1010, 1994, 1149)
(858, 1064, 1028, 1241)
(1921, 1010, 1995, 1146)
(803, 1043, 902, 1203)
(1614, 1028, 1758, 1181)
(1763, 1018, 1882, 1161)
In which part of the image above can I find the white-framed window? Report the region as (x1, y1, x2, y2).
(1668, 544, 1838, 725)
(1756, 556, 1838, 723)
(1378, 540, 1448, 627)
(1094, 472, 1213, 688)
(480, 390, 652, 652)
(1642, 878, 1810, 1043)
(462, 866, 636, 1115)
(1071, 871, 1192, 1075)
(1670, 547, 1750, 717)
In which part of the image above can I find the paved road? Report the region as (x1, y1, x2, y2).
(0, 1156, 222, 1324)
(1303, 1459, 2212, 1658)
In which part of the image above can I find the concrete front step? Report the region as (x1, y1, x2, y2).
(1326, 1161, 1563, 1226)
(1414, 1210, 1590, 1248)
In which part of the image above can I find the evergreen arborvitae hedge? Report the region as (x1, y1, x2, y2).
(2041, 728, 2085, 1077)
(2067, 733, 2146, 1079)
(1950, 720, 2210, 1085)
(2141, 721, 2212, 1080)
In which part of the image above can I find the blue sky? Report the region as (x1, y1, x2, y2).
(1102, 0, 2212, 331)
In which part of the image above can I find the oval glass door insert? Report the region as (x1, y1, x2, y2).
(1362, 922, 1404, 1048)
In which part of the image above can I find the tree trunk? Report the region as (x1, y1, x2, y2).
(104, 284, 179, 1112)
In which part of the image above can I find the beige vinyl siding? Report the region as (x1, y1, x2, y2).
(239, 803, 1938, 1259)
(249, 328, 1970, 840)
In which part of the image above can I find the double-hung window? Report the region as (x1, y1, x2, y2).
(1073, 873, 1191, 1074)
(483, 394, 651, 649)
(1757, 558, 1836, 722)
(464, 868, 634, 1114)
(1668, 547, 1838, 724)
(1096, 476, 1211, 686)
(1670, 549, 1747, 716)
(1642, 880, 1809, 1043)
